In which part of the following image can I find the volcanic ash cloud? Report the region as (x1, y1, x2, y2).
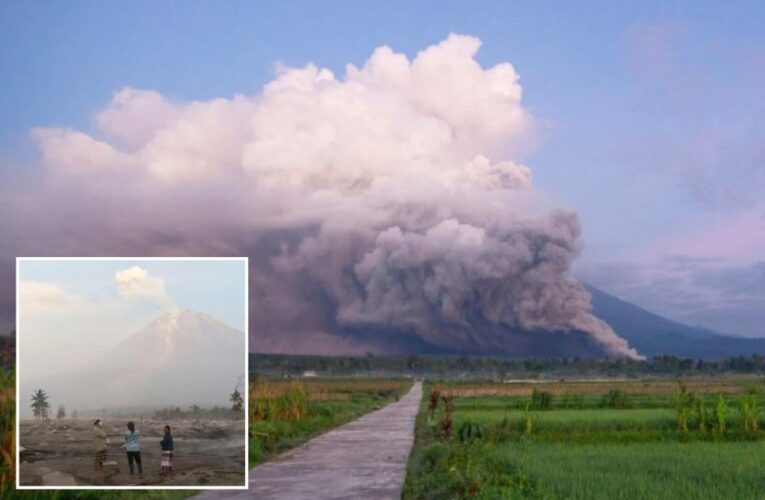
(13, 34, 642, 359)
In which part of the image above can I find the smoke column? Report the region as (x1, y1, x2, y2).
(0, 34, 643, 359)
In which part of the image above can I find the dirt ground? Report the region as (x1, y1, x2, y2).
(19, 417, 246, 486)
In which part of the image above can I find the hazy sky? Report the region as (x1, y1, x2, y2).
(1, 1, 763, 336)
(18, 259, 246, 378)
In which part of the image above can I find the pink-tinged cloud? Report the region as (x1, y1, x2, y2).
(1, 34, 643, 359)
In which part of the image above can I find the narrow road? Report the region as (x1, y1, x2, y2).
(198, 380, 422, 499)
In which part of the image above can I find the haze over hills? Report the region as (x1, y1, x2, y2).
(20, 309, 245, 417)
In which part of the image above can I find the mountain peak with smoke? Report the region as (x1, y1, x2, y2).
(4, 34, 642, 360)
(20, 309, 244, 413)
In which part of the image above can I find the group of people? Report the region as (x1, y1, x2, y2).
(93, 419, 174, 477)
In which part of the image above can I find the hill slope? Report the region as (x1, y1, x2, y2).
(587, 284, 765, 359)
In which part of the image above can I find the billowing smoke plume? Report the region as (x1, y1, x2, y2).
(0, 34, 642, 359)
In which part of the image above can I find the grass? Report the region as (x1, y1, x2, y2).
(249, 377, 411, 465)
(404, 379, 765, 499)
(511, 441, 765, 499)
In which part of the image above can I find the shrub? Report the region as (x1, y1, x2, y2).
(695, 399, 708, 433)
(405, 442, 540, 499)
(740, 393, 760, 433)
(672, 382, 694, 433)
(524, 402, 533, 436)
(458, 421, 483, 443)
(530, 389, 552, 410)
(428, 389, 440, 415)
(601, 390, 630, 409)
(714, 394, 727, 436)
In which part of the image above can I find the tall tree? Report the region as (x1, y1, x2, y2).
(56, 404, 66, 419)
(230, 380, 244, 419)
(30, 389, 50, 420)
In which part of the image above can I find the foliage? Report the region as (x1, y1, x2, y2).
(406, 378, 765, 499)
(694, 399, 709, 433)
(600, 390, 630, 409)
(672, 383, 694, 433)
(249, 377, 409, 465)
(714, 395, 728, 436)
(739, 393, 759, 432)
(440, 395, 454, 440)
(530, 389, 552, 410)
(30, 389, 49, 421)
(524, 402, 533, 437)
(457, 421, 483, 444)
(428, 389, 440, 414)
(230, 385, 244, 417)
(0, 367, 13, 496)
(252, 352, 765, 379)
(405, 441, 541, 499)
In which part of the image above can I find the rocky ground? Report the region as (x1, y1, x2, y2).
(19, 417, 246, 487)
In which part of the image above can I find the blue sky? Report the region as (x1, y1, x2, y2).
(17, 258, 246, 377)
(19, 259, 246, 330)
(1, 1, 763, 336)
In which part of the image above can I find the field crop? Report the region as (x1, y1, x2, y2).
(405, 378, 765, 499)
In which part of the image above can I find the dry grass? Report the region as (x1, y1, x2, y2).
(432, 379, 751, 398)
(250, 378, 408, 401)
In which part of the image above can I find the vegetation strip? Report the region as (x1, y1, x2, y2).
(404, 378, 765, 499)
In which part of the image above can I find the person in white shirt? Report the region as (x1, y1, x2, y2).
(124, 421, 143, 475)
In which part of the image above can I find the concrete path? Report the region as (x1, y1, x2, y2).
(197, 381, 422, 500)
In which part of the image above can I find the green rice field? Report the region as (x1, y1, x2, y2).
(404, 378, 765, 499)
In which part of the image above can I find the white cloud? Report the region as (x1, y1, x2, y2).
(32, 128, 135, 174)
(19, 280, 85, 315)
(31, 34, 532, 189)
(95, 88, 179, 150)
(114, 266, 175, 310)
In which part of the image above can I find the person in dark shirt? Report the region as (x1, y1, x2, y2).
(160, 425, 174, 477)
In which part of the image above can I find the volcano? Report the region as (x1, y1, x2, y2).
(21, 310, 245, 414)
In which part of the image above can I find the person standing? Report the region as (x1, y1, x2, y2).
(124, 421, 143, 475)
(160, 425, 174, 477)
(93, 419, 108, 472)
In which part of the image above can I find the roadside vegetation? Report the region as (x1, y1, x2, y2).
(404, 378, 765, 499)
(249, 377, 410, 465)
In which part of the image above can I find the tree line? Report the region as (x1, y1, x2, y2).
(251, 353, 765, 378)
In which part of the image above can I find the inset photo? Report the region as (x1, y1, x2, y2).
(16, 257, 248, 489)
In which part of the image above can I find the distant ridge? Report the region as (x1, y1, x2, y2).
(587, 284, 765, 359)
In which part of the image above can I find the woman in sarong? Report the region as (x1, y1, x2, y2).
(160, 424, 174, 477)
(93, 419, 108, 472)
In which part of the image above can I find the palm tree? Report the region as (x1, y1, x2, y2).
(230, 383, 244, 419)
(31, 389, 50, 420)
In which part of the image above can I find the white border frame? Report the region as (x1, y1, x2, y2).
(15, 256, 249, 490)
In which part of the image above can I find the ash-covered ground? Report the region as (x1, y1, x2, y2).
(19, 417, 245, 487)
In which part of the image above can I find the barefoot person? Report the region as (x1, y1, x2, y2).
(93, 419, 108, 472)
(160, 425, 174, 477)
(124, 421, 143, 475)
